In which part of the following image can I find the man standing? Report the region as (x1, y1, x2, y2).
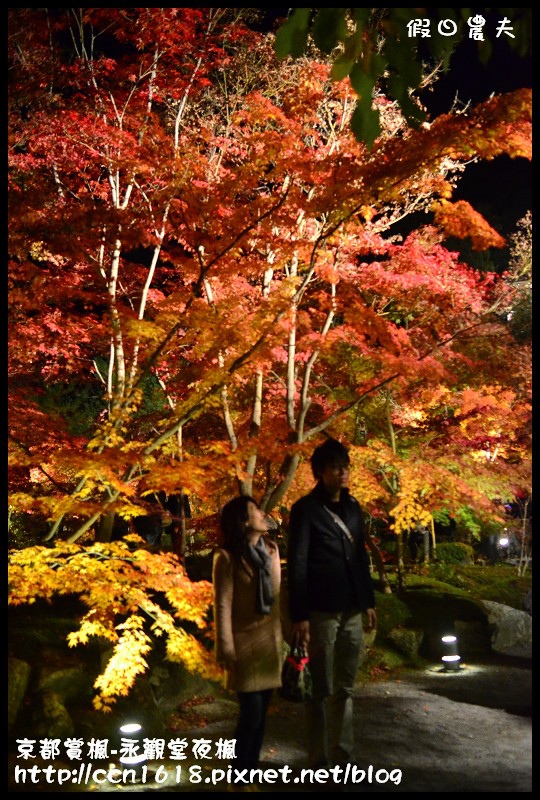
(287, 438, 377, 769)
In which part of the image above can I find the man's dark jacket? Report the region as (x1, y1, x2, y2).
(287, 482, 375, 622)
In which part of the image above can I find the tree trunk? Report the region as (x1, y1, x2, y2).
(171, 492, 186, 562)
(96, 511, 116, 543)
(396, 532, 405, 593)
(517, 496, 531, 577)
(430, 517, 437, 560)
(422, 527, 430, 564)
(365, 530, 392, 593)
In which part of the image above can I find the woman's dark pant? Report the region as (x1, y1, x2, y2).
(234, 689, 273, 771)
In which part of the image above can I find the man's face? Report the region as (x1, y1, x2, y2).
(320, 459, 350, 496)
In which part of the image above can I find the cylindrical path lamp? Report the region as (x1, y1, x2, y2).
(441, 634, 461, 671)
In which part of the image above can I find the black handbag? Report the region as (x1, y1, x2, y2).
(279, 645, 313, 702)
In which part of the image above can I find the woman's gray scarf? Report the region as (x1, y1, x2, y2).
(248, 537, 274, 615)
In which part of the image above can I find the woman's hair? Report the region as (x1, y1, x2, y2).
(310, 437, 350, 479)
(219, 495, 258, 558)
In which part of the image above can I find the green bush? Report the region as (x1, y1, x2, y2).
(400, 563, 531, 611)
(435, 542, 474, 564)
(381, 539, 397, 554)
(372, 591, 412, 639)
(427, 562, 469, 588)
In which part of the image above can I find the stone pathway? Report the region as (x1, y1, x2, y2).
(9, 660, 531, 793)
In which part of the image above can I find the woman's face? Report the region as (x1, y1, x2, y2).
(246, 501, 268, 534)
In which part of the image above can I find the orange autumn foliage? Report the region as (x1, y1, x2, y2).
(432, 200, 507, 250)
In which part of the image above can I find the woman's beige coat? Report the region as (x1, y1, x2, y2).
(213, 536, 283, 693)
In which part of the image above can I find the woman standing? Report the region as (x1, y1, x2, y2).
(213, 495, 283, 793)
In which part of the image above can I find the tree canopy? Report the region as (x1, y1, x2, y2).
(273, 7, 532, 146)
(8, 6, 531, 540)
(8, 7, 531, 706)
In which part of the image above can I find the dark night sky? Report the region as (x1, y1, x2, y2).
(417, 21, 533, 241)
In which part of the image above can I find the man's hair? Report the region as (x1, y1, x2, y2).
(310, 438, 350, 479)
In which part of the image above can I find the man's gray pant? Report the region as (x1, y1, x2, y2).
(305, 609, 365, 767)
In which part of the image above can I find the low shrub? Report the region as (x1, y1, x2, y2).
(372, 591, 413, 639)
(435, 542, 474, 564)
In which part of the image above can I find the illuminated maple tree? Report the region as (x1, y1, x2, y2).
(8, 535, 220, 710)
(273, 8, 532, 146)
(8, 7, 531, 698)
(8, 6, 531, 537)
